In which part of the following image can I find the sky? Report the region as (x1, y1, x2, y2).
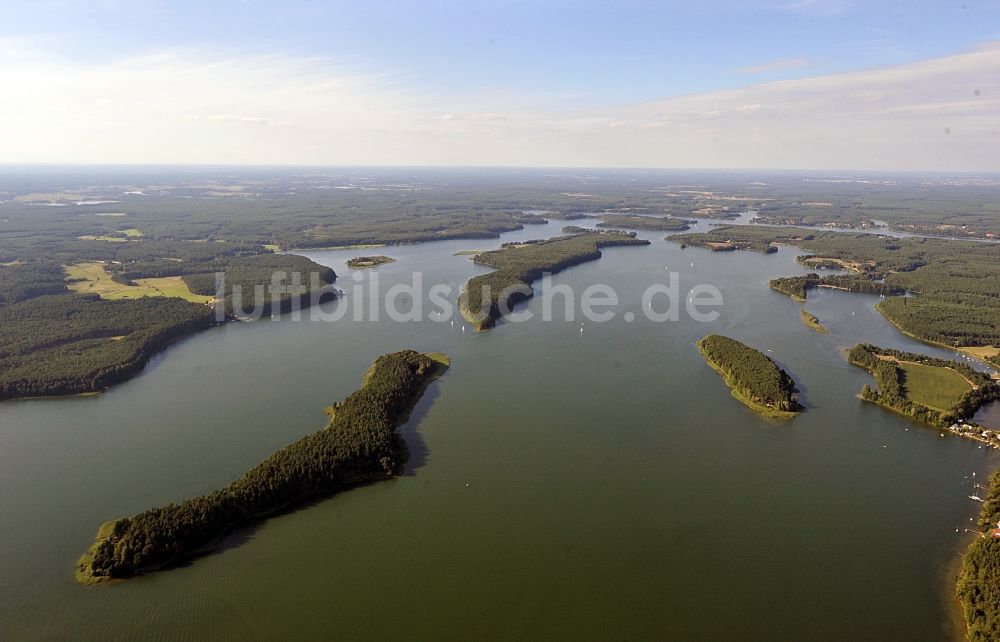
(0, 0, 998, 171)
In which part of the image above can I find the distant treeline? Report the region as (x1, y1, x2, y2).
(769, 273, 905, 301)
(958, 467, 1000, 641)
(4, 170, 994, 259)
(848, 343, 999, 428)
(77, 350, 449, 583)
(459, 232, 649, 330)
(697, 334, 802, 416)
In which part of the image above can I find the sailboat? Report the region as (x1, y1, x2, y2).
(971, 473, 982, 501)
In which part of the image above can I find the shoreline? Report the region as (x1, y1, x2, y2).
(1, 283, 340, 404)
(876, 302, 1000, 376)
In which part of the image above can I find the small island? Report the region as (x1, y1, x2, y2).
(595, 214, 693, 232)
(346, 255, 396, 268)
(75, 350, 449, 584)
(697, 334, 803, 419)
(848, 343, 1000, 434)
(459, 231, 649, 331)
(799, 309, 828, 334)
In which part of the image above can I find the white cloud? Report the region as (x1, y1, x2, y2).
(0, 41, 998, 171)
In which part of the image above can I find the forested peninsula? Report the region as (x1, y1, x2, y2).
(0, 252, 336, 401)
(697, 334, 803, 419)
(848, 343, 1000, 432)
(769, 273, 904, 302)
(459, 231, 649, 330)
(76, 350, 449, 583)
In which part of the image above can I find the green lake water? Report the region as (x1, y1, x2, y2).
(0, 218, 995, 640)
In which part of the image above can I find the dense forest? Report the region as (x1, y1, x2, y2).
(459, 232, 649, 330)
(848, 344, 1000, 428)
(0, 294, 216, 400)
(958, 467, 1000, 641)
(697, 334, 802, 417)
(671, 225, 1000, 348)
(76, 350, 449, 583)
(182, 254, 337, 316)
(768, 273, 905, 301)
(0, 262, 67, 304)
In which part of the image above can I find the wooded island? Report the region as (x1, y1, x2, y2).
(697, 334, 803, 419)
(76, 350, 449, 583)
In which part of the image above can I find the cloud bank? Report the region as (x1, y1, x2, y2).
(0, 40, 997, 170)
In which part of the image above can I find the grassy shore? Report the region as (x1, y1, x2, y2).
(75, 521, 119, 585)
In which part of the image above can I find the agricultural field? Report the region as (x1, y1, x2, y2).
(65, 262, 212, 304)
(898, 361, 973, 412)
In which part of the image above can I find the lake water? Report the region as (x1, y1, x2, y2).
(0, 218, 995, 640)
(975, 402, 1000, 430)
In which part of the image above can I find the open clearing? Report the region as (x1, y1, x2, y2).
(78, 228, 143, 242)
(898, 361, 972, 412)
(65, 262, 212, 304)
(961, 346, 1000, 360)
